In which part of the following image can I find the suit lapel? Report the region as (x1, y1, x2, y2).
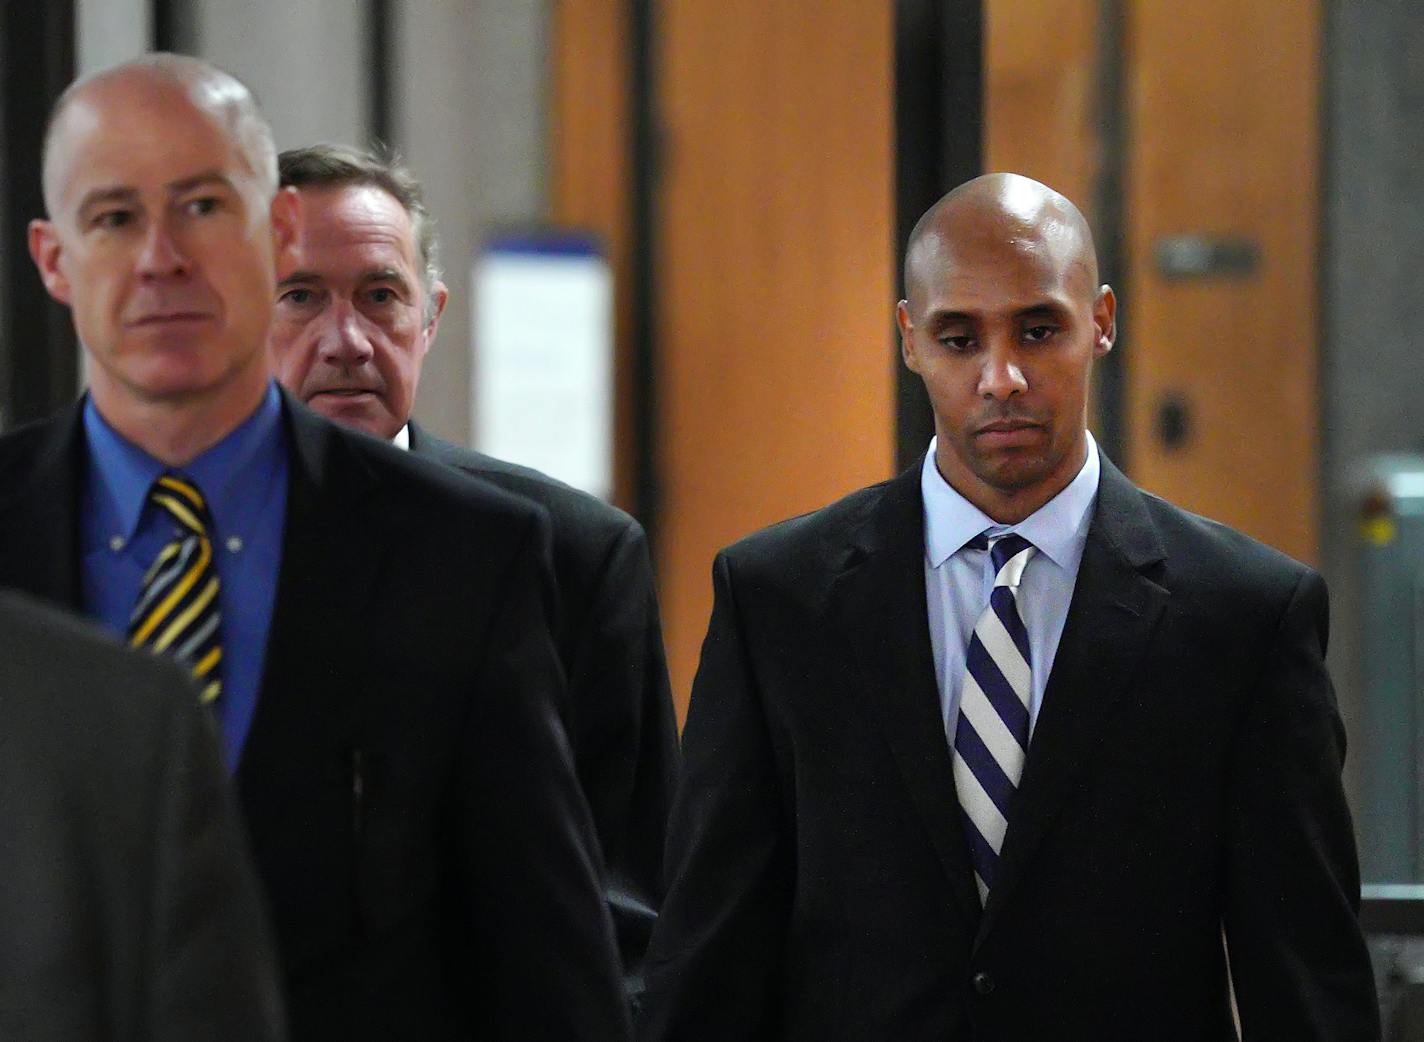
(975, 455, 1170, 946)
(0, 403, 85, 608)
(237, 396, 384, 786)
(832, 467, 983, 928)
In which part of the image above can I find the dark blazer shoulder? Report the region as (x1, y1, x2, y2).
(286, 398, 550, 539)
(0, 587, 190, 709)
(1131, 479, 1316, 601)
(408, 422, 640, 548)
(718, 470, 911, 578)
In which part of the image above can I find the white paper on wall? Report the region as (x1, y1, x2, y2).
(471, 233, 614, 501)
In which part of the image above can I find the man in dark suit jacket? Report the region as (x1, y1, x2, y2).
(639, 174, 1380, 1039)
(0, 589, 284, 1042)
(267, 143, 678, 994)
(13, 54, 630, 1040)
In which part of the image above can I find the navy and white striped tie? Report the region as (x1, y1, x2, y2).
(953, 532, 1036, 904)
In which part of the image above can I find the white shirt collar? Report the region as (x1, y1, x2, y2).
(391, 423, 411, 451)
(921, 430, 1101, 569)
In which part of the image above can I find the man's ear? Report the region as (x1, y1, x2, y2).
(269, 186, 302, 264)
(896, 299, 921, 373)
(28, 219, 72, 306)
(1093, 284, 1117, 358)
(421, 280, 449, 356)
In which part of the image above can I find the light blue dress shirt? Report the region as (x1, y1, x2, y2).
(921, 432, 1100, 746)
(80, 382, 289, 770)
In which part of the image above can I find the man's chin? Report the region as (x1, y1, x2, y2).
(305, 391, 394, 439)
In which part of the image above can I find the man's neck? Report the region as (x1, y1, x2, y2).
(937, 435, 1091, 527)
(88, 376, 270, 467)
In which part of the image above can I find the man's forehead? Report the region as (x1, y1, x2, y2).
(48, 83, 238, 208)
(912, 213, 1094, 304)
(298, 185, 416, 255)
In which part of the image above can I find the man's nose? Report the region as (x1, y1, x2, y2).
(978, 341, 1028, 400)
(317, 304, 375, 365)
(136, 218, 191, 278)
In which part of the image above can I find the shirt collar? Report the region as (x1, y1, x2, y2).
(921, 430, 1101, 569)
(392, 423, 411, 451)
(84, 381, 286, 542)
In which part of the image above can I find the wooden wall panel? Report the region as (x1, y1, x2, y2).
(984, 0, 1100, 218)
(548, 1, 636, 510)
(1124, 1, 1320, 564)
(657, 0, 896, 719)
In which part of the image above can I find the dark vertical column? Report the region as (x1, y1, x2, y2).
(1091, 0, 1127, 468)
(629, 0, 659, 547)
(893, 0, 982, 472)
(0, 0, 78, 430)
(367, 0, 393, 145)
(153, 0, 199, 52)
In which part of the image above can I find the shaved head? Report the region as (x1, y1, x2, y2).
(42, 53, 277, 216)
(903, 173, 1099, 315)
(27, 50, 298, 467)
(895, 172, 1115, 523)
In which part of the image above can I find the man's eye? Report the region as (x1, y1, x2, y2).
(93, 210, 133, 230)
(368, 288, 396, 304)
(278, 288, 315, 306)
(1023, 325, 1058, 343)
(184, 197, 220, 217)
(937, 335, 975, 352)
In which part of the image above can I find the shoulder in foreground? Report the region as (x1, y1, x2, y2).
(0, 588, 193, 718)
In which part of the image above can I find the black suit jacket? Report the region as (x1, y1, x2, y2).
(0, 588, 284, 1042)
(0, 396, 632, 1041)
(640, 455, 1380, 1041)
(408, 421, 678, 988)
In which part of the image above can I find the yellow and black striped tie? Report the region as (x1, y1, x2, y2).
(129, 474, 222, 705)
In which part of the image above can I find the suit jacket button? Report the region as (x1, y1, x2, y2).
(972, 971, 995, 996)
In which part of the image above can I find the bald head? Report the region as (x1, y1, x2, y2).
(904, 173, 1099, 314)
(42, 53, 277, 216)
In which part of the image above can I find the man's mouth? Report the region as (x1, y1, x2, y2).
(974, 418, 1045, 447)
(127, 312, 213, 326)
(308, 387, 380, 401)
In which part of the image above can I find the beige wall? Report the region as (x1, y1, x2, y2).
(653, 1, 897, 719)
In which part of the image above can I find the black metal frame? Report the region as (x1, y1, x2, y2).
(1090, 0, 1127, 468)
(367, 0, 393, 146)
(0, 0, 78, 430)
(629, 0, 659, 542)
(1362, 887, 1424, 937)
(893, 0, 983, 473)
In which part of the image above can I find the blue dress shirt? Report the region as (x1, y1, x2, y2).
(81, 382, 289, 769)
(921, 432, 1100, 747)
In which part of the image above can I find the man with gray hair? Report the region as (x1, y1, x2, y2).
(269, 142, 679, 1003)
(2, 53, 631, 1040)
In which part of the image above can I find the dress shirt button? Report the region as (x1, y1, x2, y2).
(108, 534, 125, 552)
(225, 535, 243, 553)
(972, 971, 995, 996)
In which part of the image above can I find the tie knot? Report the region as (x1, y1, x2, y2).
(148, 473, 213, 536)
(988, 533, 1036, 587)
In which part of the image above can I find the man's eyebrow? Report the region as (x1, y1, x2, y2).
(361, 267, 413, 289)
(167, 170, 235, 194)
(1014, 300, 1073, 321)
(921, 309, 976, 327)
(276, 271, 322, 288)
(76, 186, 139, 216)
